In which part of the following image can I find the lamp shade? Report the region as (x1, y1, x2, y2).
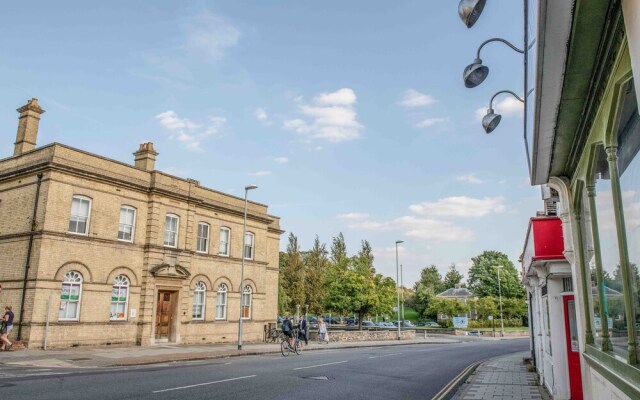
(463, 59, 489, 88)
(482, 109, 502, 134)
(458, 0, 487, 28)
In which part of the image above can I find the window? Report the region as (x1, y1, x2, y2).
(192, 282, 206, 320)
(219, 227, 230, 256)
(118, 206, 136, 242)
(216, 283, 227, 320)
(164, 214, 179, 247)
(68, 196, 91, 234)
(241, 285, 252, 319)
(110, 275, 129, 320)
(59, 271, 82, 320)
(196, 222, 210, 253)
(244, 232, 255, 260)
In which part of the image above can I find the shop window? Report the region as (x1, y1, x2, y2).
(59, 271, 82, 320)
(216, 283, 227, 320)
(192, 282, 206, 320)
(110, 275, 129, 320)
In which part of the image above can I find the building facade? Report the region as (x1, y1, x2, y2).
(0, 98, 283, 348)
(528, 0, 640, 398)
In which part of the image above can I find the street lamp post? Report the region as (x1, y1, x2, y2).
(496, 265, 505, 337)
(395, 240, 404, 340)
(237, 184, 258, 351)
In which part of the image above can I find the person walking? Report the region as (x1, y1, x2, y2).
(298, 317, 308, 346)
(1, 305, 14, 351)
(318, 317, 329, 344)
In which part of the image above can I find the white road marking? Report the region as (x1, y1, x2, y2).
(152, 375, 256, 393)
(293, 360, 348, 370)
(368, 352, 403, 359)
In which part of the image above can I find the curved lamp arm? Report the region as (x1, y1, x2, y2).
(476, 38, 524, 60)
(489, 90, 524, 110)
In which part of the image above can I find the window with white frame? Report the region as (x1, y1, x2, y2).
(118, 206, 136, 242)
(192, 281, 206, 320)
(68, 196, 91, 234)
(216, 283, 228, 319)
(219, 227, 230, 256)
(164, 214, 179, 247)
(110, 275, 129, 320)
(244, 232, 255, 260)
(241, 285, 252, 319)
(59, 271, 83, 320)
(196, 222, 210, 253)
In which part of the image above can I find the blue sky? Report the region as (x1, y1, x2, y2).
(0, 1, 541, 286)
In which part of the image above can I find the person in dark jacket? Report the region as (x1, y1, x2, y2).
(298, 317, 308, 345)
(281, 315, 294, 347)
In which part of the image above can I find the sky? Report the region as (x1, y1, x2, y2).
(0, 1, 542, 287)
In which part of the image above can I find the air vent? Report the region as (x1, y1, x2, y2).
(563, 277, 573, 292)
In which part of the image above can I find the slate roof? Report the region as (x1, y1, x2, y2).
(437, 287, 475, 298)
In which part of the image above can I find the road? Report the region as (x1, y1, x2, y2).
(0, 338, 528, 400)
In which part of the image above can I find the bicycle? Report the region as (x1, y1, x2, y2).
(266, 327, 279, 343)
(280, 330, 302, 356)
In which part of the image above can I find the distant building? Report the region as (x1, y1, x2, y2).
(0, 99, 283, 348)
(436, 283, 476, 320)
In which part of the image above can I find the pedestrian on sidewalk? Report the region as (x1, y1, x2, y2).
(298, 317, 308, 346)
(318, 317, 329, 344)
(1, 305, 14, 351)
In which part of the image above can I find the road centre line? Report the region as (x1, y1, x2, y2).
(293, 360, 348, 370)
(368, 352, 403, 359)
(152, 375, 256, 393)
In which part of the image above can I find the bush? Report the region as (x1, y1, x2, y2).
(468, 318, 522, 328)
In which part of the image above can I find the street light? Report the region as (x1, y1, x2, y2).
(458, 0, 487, 28)
(496, 265, 505, 337)
(395, 240, 404, 340)
(482, 90, 524, 134)
(237, 184, 258, 350)
(463, 38, 524, 88)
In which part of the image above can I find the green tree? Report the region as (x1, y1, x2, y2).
(467, 251, 525, 298)
(443, 264, 464, 289)
(280, 233, 306, 313)
(330, 232, 348, 265)
(278, 252, 290, 315)
(427, 297, 469, 326)
(412, 265, 445, 317)
(474, 296, 498, 320)
(304, 236, 330, 314)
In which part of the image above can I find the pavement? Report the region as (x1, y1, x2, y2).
(451, 351, 551, 400)
(0, 334, 462, 369)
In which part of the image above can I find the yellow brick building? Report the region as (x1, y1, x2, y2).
(0, 99, 283, 348)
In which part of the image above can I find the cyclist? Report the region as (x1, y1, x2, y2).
(281, 315, 294, 348)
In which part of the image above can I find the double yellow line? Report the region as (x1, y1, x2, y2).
(431, 359, 483, 400)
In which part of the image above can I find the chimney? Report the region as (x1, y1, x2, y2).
(454, 283, 461, 289)
(14, 98, 45, 156)
(133, 142, 158, 171)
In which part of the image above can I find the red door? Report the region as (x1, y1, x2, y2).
(563, 295, 583, 400)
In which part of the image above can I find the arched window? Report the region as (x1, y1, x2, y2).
(110, 275, 130, 320)
(68, 195, 91, 235)
(192, 281, 206, 320)
(244, 232, 255, 260)
(59, 271, 83, 320)
(196, 222, 210, 253)
(241, 285, 252, 319)
(216, 283, 228, 320)
(219, 227, 231, 256)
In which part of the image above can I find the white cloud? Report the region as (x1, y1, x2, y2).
(155, 110, 226, 151)
(283, 88, 363, 143)
(255, 107, 272, 125)
(183, 11, 240, 60)
(274, 156, 289, 164)
(456, 173, 484, 185)
(399, 89, 437, 108)
(249, 170, 271, 177)
(337, 212, 370, 220)
(409, 196, 506, 217)
(349, 215, 474, 242)
(475, 95, 524, 120)
(416, 117, 447, 128)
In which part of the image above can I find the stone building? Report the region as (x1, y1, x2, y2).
(0, 98, 283, 348)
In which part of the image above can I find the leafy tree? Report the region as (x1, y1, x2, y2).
(427, 297, 469, 325)
(443, 264, 464, 289)
(304, 236, 329, 315)
(473, 296, 498, 320)
(280, 233, 306, 313)
(412, 265, 445, 317)
(330, 232, 348, 265)
(278, 252, 290, 315)
(467, 251, 525, 298)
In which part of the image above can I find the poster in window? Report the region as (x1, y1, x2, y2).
(61, 285, 70, 300)
(111, 287, 119, 301)
(69, 285, 80, 300)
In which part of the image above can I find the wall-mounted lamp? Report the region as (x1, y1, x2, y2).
(463, 38, 524, 88)
(482, 90, 524, 134)
(458, 0, 487, 28)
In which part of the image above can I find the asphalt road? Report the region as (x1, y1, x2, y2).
(0, 338, 528, 400)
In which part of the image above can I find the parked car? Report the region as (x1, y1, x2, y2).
(362, 321, 375, 327)
(425, 322, 440, 327)
(402, 321, 414, 327)
(467, 330, 483, 336)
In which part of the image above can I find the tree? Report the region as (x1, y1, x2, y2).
(427, 297, 469, 325)
(330, 232, 348, 265)
(304, 236, 330, 314)
(443, 264, 464, 289)
(412, 265, 445, 317)
(467, 251, 525, 298)
(280, 233, 306, 314)
(278, 252, 290, 315)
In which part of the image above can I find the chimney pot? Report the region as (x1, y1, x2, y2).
(14, 98, 45, 156)
(133, 142, 158, 171)
(454, 283, 461, 289)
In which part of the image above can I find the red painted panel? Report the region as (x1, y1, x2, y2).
(531, 217, 564, 260)
(564, 295, 583, 400)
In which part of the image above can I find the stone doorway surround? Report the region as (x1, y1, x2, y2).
(146, 264, 190, 345)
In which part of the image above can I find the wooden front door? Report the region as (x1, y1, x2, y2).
(563, 295, 583, 400)
(156, 291, 175, 340)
